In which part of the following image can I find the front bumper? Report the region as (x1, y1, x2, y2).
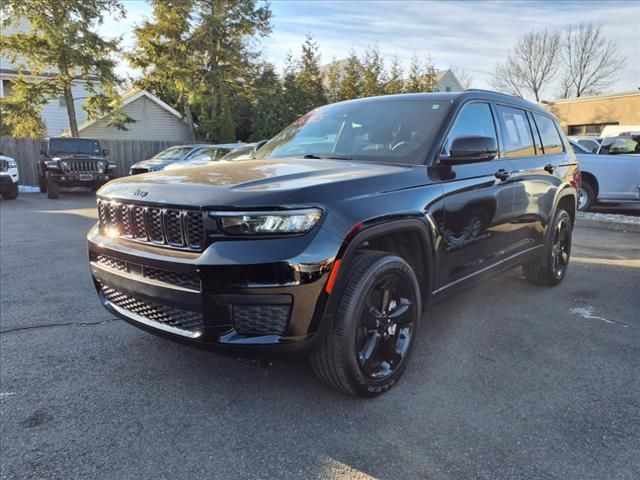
(49, 172, 115, 185)
(88, 224, 341, 356)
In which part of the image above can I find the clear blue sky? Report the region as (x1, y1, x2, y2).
(105, 0, 640, 101)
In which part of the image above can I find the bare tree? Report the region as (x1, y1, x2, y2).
(450, 66, 473, 89)
(562, 23, 625, 97)
(491, 29, 561, 102)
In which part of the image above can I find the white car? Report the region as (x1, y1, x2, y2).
(569, 139, 640, 210)
(0, 152, 19, 200)
(568, 136, 601, 154)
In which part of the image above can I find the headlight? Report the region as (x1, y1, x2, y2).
(212, 208, 322, 235)
(60, 160, 69, 171)
(7, 160, 17, 168)
(96, 160, 106, 173)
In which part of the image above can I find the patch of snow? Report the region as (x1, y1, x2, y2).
(18, 185, 41, 193)
(570, 306, 628, 327)
(577, 211, 640, 226)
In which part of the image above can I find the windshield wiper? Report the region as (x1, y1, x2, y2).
(303, 154, 352, 160)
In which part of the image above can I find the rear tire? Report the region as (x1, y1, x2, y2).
(523, 209, 572, 286)
(1, 183, 19, 200)
(46, 172, 59, 199)
(577, 181, 595, 211)
(311, 251, 421, 397)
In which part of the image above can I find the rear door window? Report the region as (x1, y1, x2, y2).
(496, 106, 536, 158)
(533, 114, 564, 155)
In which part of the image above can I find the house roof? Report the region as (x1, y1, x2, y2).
(77, 90, 183, 132)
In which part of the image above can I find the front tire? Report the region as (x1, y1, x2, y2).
(39, 175, 47, 193)
(46, 172, 59, 199)
(1, 183, 19, 200)
(523, 208, 572, 286)
(311, 251, 421, 397)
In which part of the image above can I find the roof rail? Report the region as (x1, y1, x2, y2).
(464, 88, 523, 100)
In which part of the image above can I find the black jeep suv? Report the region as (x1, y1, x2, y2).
(39, 137, 116, 199)
(88, 91, 579, 397)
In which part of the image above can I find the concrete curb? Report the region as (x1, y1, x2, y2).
(576, 212, 640, 233)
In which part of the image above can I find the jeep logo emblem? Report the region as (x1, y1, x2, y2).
(133, 189, 148, 198)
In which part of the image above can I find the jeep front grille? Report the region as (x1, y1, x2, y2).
(94, 254, 201, 291)
(100, 283, 203, 333)
(64, 159, 100, 173)
(97, 199, 206, 251)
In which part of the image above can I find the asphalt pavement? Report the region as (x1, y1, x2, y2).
(1, 193, 639, 480)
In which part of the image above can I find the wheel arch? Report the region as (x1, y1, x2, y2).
(581, 171, 599, 198)
(324, 217, 436, 318)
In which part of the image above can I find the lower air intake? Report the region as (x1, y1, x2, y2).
(233, 305, 291, 336)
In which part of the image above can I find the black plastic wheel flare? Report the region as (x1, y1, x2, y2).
(356, 272, 416, 380)
(552, 218, 570, 277)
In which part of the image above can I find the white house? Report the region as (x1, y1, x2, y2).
(76, 90, 193, 142)
(432, 69, 463, 93)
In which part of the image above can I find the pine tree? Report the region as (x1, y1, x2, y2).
(362, 45, 386, 98)
(0, 0, 127, 137)
(406, 55, 425, 93)
(423, 56, 438, 92)
(385, 55, 405, 94)
(216, 97, 236, 143)
(295, 34, 326, 112)
(251, 63, 287, 140)
(338, 51, 363, 101)
(324, 58, 342, 103)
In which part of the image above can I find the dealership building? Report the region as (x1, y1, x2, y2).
(541, 90, 640, 136)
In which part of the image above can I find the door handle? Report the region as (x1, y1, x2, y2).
(494, 169, 512, 181)
(544, 163, 557, 173)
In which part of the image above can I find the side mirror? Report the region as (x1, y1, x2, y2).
(591, 147, 598, 154)
(440, 135, 497, 164)
(40, 142, 47, 155)
(102, 148, 109, 156)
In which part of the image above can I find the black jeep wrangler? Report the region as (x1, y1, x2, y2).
(88, 90, 579, 397)
(39, 137, 116, 199)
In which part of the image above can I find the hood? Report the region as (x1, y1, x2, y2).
(99, 158, 428, 207)
(49, 153, 104, 160)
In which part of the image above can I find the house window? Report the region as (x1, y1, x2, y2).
(446, 86, 451, 92)
(567, 123, 618, 136)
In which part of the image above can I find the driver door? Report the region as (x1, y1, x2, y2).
(435, 101, 516, 290)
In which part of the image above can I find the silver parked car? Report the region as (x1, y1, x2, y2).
(569, 139, 640, 210)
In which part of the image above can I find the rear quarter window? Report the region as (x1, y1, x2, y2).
(534, 114, 564, 155)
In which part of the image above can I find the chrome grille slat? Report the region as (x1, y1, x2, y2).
(97, 199, 205, 251)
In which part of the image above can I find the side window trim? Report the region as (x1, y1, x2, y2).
(439, 99, 501, 160)
(527, 110, 544, 155)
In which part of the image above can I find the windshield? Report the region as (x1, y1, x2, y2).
(254, 99, 451, 165)
(154, 146, 195, 160)
(49, 138, 102, 155)
(187, 148, 232, 162)
(221, 145, 254, 161)
(599, 136, 640, 155)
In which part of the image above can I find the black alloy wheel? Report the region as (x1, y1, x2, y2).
(523, 208, 572, 286)
(311, 251, 421, 397)
(551, 216, 571, 279)
(356, 272, 416, 380)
